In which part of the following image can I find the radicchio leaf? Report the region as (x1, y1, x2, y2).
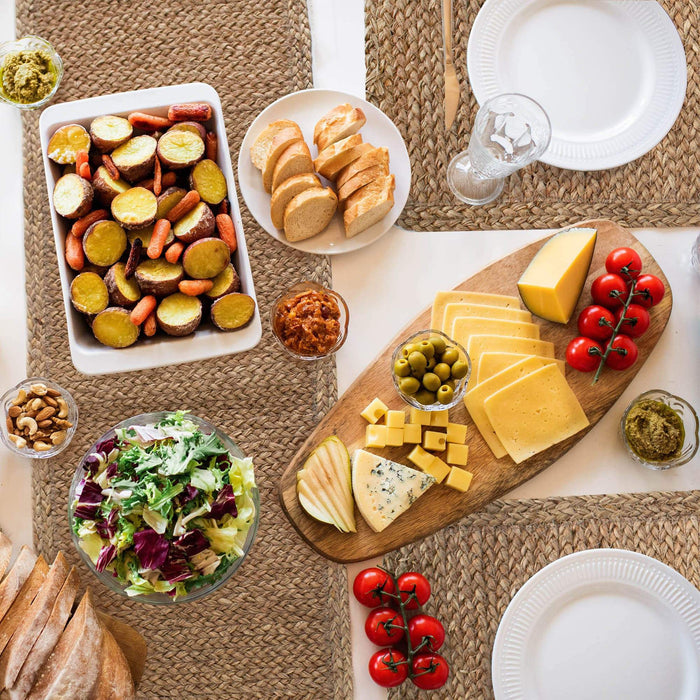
(73, 479, 105, 520)
(95, 436, 116, 455)
(209, 484, 237, 519)
(95, 544, 116, 572)
(95, 508, 118, 539)
(83, 454, 101, 475)
(133, 528, 169, 570)
(106, 462, 118, 479)
(174, 529, 209, 557)
(160, 550, 193, 582)
(180, 484, 199, 504)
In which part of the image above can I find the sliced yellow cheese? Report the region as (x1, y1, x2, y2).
(483, 364, 589, 463)
(464, 357, 549, 458)
(431, 291, 520, 332)
(441, 302, 532, 335)
(518, 227, 597, 323)
(451, 317, 541, 349)
(477, 352, 566, 384)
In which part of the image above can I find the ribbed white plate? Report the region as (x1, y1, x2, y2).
(467, 0, 687, 170)
(492, 549, 700, 699)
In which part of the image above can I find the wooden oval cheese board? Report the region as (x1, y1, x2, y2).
(279, 220, 673, 562)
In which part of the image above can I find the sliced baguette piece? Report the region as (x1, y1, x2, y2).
(344, 174, 395, 238)
(93, 628, 136, 700)
(0, 532, 10, 581)
(261, 126, 303, 193)
(283, 187, 338, 242)
(0, 547, 36, 623)
(97, 612, 147, 689)
(250, 119, 300, 170)
(338, 164, 390, 206)
(270, 173, 321, 229)
(336, 146, 390, 188)
(271, 141, 314, 193)
(313, 104, 366, 152)
(313, 134, 365, 180)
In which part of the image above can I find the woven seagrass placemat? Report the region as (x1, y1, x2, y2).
(366, 0, 700, 231)
(17, 1, 353, 698)
(383, 489, 700, 699)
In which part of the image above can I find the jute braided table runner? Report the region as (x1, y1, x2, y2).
(383, 489, 700, 699)
(17, 1, 353, 697)
(366, 0, 700, 231)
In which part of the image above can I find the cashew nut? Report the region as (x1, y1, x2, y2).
(50, 430, 67, 445)
(32, 441, 52, 452)
(57, 398, 68, 419)
(11, 389, 27, 406)
(28, 398, 45, 412)
(8, 434, 27, 449)
(30, 383, 48, 396)
(16, 416, 38, 436)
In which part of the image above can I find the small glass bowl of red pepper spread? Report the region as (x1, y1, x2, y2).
(271, 281, 349, 360)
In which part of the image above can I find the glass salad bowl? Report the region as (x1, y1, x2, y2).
(69, 411, 259, 604)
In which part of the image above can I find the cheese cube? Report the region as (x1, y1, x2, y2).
(361, 398, 388, 424)
(386, 410, 406, 429)
(403, 423, 422, 444)
(386, 428, 404, 447)
(423, 430, 447, 452)
(446, 423, 468, 444)
(407, 445, 434, 471)
(365, 424, 388, 448)
(444, 467, 474, 492)
(409, 407, 432, 425)
(446, 443, 469, 466)
(423, 456, 450, 483)
(430, 410, 449, 427)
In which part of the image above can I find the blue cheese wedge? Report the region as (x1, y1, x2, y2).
(351, 449, 436, 533)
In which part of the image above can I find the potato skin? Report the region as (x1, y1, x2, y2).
(168, 121, 207, 140)
(53, 174, 94, 219)
(104, 262, 142, 307)
(135, 260, 184, 296)
(173, 201, 215, 244)
(156, 293, 202, 336)
(92, 166, 130, 206)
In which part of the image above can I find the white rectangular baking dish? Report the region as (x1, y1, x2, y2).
(39, 82, 261, 375)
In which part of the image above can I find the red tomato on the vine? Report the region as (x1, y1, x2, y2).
(605, 335, 638, 370)
(368, 648, 408, 688)
(577, 305, 615, 341)
(365, 607, 405, 646)
(633, 274, 665, 308)
(590, 273, 629, 309)
(566, 336, 603, 372)
(397, 572, 431, 610)
(605, 247, 642, 279)
(407, 614, 445, 652)
(353, 568, 396, 608)
(410, 652, 450, 690)
(614, 303, 650, 338)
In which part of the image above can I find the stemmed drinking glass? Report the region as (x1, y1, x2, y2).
(447, 93, 552, 206)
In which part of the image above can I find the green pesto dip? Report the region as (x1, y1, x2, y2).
(1, 49, 56, 104)
(625, 399, 684, 462)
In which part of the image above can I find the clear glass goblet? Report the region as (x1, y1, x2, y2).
(447, 93, 552, 206)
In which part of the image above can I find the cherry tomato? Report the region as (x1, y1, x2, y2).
(604, 334, 638, 370)
(614, 303, 650, 338)
(368, 648, 408, 688)
(410, 652, 450, 690)
(397, 572, 431, 610)
(365, 607, 405, 646)
(566, 336, 603, 372)
(577, 305, 615, 341)
(632, 273, 665, 308)
(353, 568, 396, 608)
(408, 614, 445, 652)
(590, 273, 629, 309)
(605, 247, 642, 279)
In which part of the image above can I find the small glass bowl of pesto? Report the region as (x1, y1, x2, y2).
(0, 35, 63, 109)
(620, 389, 699, 470)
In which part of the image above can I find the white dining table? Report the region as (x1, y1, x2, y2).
(1, 2, 698, 698)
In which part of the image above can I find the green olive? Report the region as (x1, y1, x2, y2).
(434, 362, 451, 382)
(402, 343, 420, 358)
(415, 389, 437, 405)
(393, 358, 411, 377)
(408, 351, 427, 373)
(442, 347, 459, 365)
(437, 385, 455, 404)
(418, 340, 435, 359)
(422, 372, 441, 392)
(430, 336, 446, 355)
(444, 379, 456, 390)
(426, 357, 436, 371)
(399, 376, 421, 394)
(451, 360, 469, 379)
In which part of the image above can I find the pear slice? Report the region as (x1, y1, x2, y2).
(297, 436, 356, 533)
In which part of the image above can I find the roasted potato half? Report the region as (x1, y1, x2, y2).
(89, 115, 133, 152)
(190, 159, 227, 205)
(53, 174, 94, 219)
(111, 135, 157, 182)
(157, 130, 205, 170)
(168, 121, 207, 141)
(92, 165, 131, 206)
(111, 187, 158, 230)
(182, 237, 230, 279)
(127, 224, 174, 252)
(92, 307, 140, 348)
(156, 186, 188, 220)
(104, 262, 142, 307)
(70, 272, 109, 315)
(205, 264, 241, 300)
(135, 259, 184, 296)
(83, 220, 128, 267)
(173, 201, 215, 244)
(47, 124, 91, 164)
(157, 293, 202, 336)
(210, 293, 256, 331)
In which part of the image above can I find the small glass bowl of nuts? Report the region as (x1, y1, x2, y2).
(0, 377, 78, 458)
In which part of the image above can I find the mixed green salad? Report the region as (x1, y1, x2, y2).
(71, 411, 257, 599)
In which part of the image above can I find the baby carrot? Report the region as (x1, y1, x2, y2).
(70, 209, 108, 238)
(164, 241, 185, 264)
(153, 156, 163, 196)
(143, 310, 157, 337)
(178, 279, 214, 296)
(101, 154, 120, 180)
(128, 112, 173, 131)
(147, 219, 172, 259)
(78, 161, 91, 181)
(140, 171, 177, 192)
(205, 131, 218, 161)
(216, 213, 237, 253)
(130, 295, 157, 326)
(167, 190, 200, 223)
(168, 103, 212, 122)
(65, 233, 84, 271)
(75, 150, 89, 170)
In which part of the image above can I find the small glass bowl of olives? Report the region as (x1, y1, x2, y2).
(391, 330, 471, 411)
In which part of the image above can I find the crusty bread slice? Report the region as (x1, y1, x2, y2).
(250, 119, 300, 170)
(271, 141, 314, 193)
(283, 187, 338, 242)
(270, 173, 321, 229)
(261, 126, 303, 193)
(338, 164, 390, 206)
(314, 104, 367, 152)
(0, 546, 35, 623)
(93, 628, 136, 700)
(344, 174, 395, 238)
(0, 532, 10, 581)
(336, 146, 390, 188)
(314, 134, 366, 181)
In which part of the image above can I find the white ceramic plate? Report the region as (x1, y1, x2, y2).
(467, 0, 687, 170)
(40, 83, 261, 375)
(237, 88, 410, 255)
(492, 549, 700, 700)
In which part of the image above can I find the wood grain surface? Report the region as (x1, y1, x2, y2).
(279, 220, 673, 562)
